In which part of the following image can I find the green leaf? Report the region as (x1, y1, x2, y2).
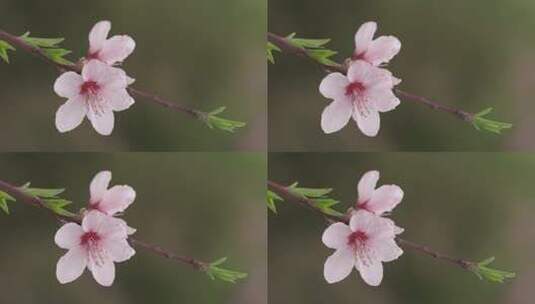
(267, 190, 283, 213)
(308, 49, 338, 66)
(204, 257, 248, 283)
(284, 33, 338, 66)
(0, 40, 16, 63)
(19, 32, 73, 65)
(267, 42, 280, 64)
(472, 108, 512, 134)
(288, 183, 333, 198)
(0, 190, 15, 215)
(20, 32, 64, 48)
(469, 257, 515, 283)
(21, 186, 65, 198)
(201, 107, 246, 133)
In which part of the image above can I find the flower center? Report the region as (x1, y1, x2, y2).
(351, 51, 367, 61)
(86, 51, 100, 60)
(80, 231, 100, 245)
(347, 230, 368, 246)
(345, 82, 371, 117)
(80, 81, 100, 95)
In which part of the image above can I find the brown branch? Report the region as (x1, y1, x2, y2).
(267, 180, 476, 272)
(0, 29, 207, 120)
(268, 32, 475, 123)
(0, 178, 209, 272)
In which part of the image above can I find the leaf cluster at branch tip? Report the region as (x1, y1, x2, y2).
(201, 107, 246, 133)
(0, 40, 15, 63)
(204, 257, 248, 283)
(469, 257, 516, 283)
(472, 108, 513, 134)
(267, 33, 338, 66)
(0, 191, 15, 214)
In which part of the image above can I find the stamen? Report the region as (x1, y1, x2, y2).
(345, 82, 371, 117)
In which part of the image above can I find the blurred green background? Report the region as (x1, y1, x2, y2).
(0, 0, 266, 151)
(269, 153, 533, 303)
(269, 0, 535, 151)
(0, 153, 266, 303)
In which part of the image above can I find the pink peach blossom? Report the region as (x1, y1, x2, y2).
(88, 170, 136, 235)
(55, 210, 135, 286)
(322, 210, 403, 286)
(352, 21, 401, 66)
(356, 170, 403, 216)
(319, 60, 401, 136)
(54, 60, 135, 135)
(87, 20, 135, 66)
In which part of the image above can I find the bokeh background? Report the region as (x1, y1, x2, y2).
(0, 153, 266, 304)
(269, 0, 535, 151)
(269, 153, 533, 303)
(0, 0, 266, 151)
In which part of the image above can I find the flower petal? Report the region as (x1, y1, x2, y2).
(56, 246, 88, 284)
(104, 238, 136, 263)
(371, 238, 403, 262)
(324, 248, 355, 284)
(102, 89, 135, 111)
(55, 223, 84, 249)
(357, 170, 379, 204)
(346, 60, 373, 84)
(55, 96, 88, 133)
(54, 72, 83, 98)
(365, 36, 401, 66)
(356, 257, 383, 286)
(99, 35, 136, 65)
(367, 185, 404, 215)
(82, 59, 110, 82)
(89, 21, 111, 54)
(90, 170, 112, 205)
(368, 88, 400, 113)
(90, 257, 115, 287)
(322, 222, 352, 249)
(319, 73, 349, 100)
(354, 22, 377, 57)
(353, 108, 380, 137)
(97, 216, 128, 240)
(321, 98, 353, 134)
(82, 210, 105, 232)
(87, 109, 115, 136)
(99, 185, 136, 215)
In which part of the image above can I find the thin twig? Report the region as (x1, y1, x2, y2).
(268, 32, 475, 123)
(0, 28, 207, 120)
(0, 178, 209, 272)
(267, 180, 476, 272)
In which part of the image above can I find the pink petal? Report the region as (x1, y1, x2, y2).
(54, 72, 83, 98)
(56, 246, 88, 284)
(365, 36, 401, 66)
(101, 66, 128, 90)
(126, 75, 136, 85)
(370, 238, 403, 262)
(353, 108, 380, 137)
(367, 88, 400, 113)
(55, 223, 84, 249)
(356, 257, 383, 286)
(90, 170, 112, 204)
(367, 185, 404, 215)
(96, 216, 128, 240)
(346, 60, 372, 84)
(99, 35, 136, 65)
(99, 185, 136, 215)
(104, 239, 136, 263)
(55, 96, 87, 133)
(89, 21, 111, 54)
(354, 22, 377, 57)
(319, 73, 350, 100)
(82, 210, 105, 232)
(322, 222, 352, 249)
(82, 60, 110, 82)
(102, 89, 135, 112)
(321, 98, 353, 134)
(87, 109, 115, 136)
(349, 210, 376, 232)
(324, 248, 355, 283)
(357, 170, 379, 204)
(89, 256, 115, 287)
(383, 217, 404, 235)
